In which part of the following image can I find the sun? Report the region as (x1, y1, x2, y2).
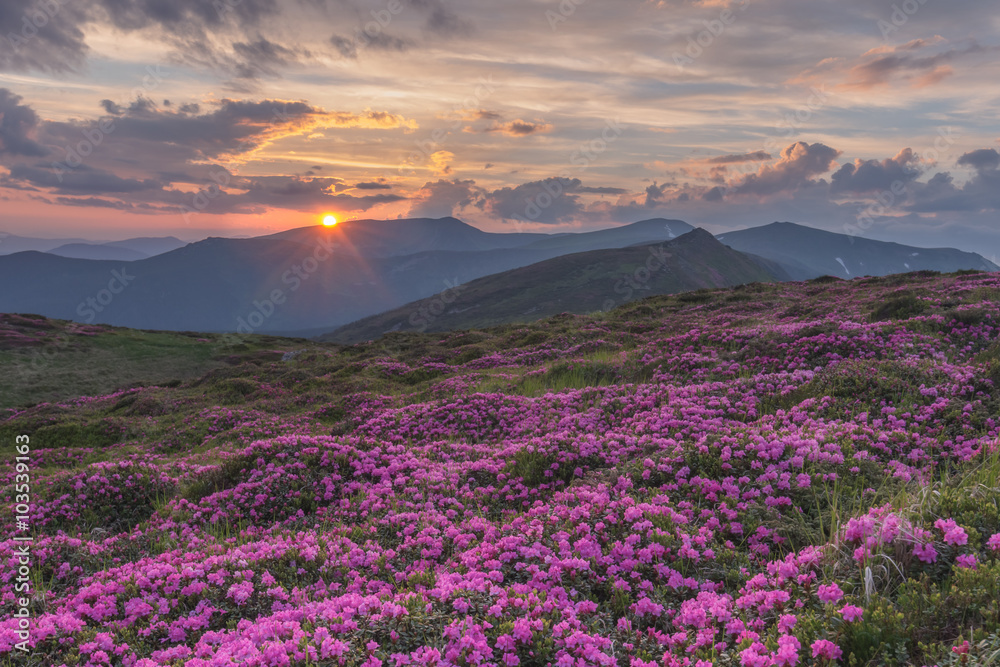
(322, 214, 338, 227)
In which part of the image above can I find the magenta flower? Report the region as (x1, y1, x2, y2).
(816, 583, 844, 603)
(774, 634, 801, 666)
(955, 554, 977, 569)
(840, 605, 863, 622)
(913, 542, 938, 564)
(811, 639, 843, 661)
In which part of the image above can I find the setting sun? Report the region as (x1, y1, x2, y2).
(322, 214, 338, 227)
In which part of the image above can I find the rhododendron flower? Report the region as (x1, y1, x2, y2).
(811, 639, 843, 661)
(986, 533, 1000, 552)
(816, 583, 844, 603)
(913, 542, 938, 563)
(955, 554, 977, 569)
(777, 614, 797, 633)
(774, 634, 801, 666)
(934, 518, 968, 546)
(840, 605, 863, 622)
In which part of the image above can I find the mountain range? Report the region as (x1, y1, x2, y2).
(0, 218, 994, 337)
(323, 229, 778, 343)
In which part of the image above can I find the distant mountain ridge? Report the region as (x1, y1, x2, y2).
(322, 229, 781, 343)
(716, 222, 998, 280)
(0, 217, 994, 336)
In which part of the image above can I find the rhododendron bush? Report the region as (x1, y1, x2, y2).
(3, 271, 1000, 666)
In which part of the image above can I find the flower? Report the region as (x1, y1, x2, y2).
(816, 583, 844, 604)
(811, 639, 843, 661)
(955, 554, 977, 569)
(913, 542, 938, 564)
(840, 605, 863, 622)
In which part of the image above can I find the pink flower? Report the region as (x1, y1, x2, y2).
(913, 542, 938, 563)
(777, 614, 797, 633)
(816, 583, 844, 603)
(955, 554, 977, 569)
(987, 533, 1000, 552)
(934, 518, 968, 546)
(840, 605, 863, 622)
(811, 639, 843, 661)
(774, 634, 801, 666)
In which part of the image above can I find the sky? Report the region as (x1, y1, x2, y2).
(0, 0, 998, 258)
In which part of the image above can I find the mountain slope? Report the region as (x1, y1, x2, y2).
(260, 217, 549, 257)
(716, 222, 999, 280)
(516, 218, 695, 253)
(323, 228, 778, 342)
(48, 243, 150, 261)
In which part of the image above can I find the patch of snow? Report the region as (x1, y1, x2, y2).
(835, 257, 851, 277)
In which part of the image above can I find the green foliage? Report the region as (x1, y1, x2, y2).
(870, 293, 929, 321)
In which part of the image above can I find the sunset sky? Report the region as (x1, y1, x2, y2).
(0, 0, 998, 257)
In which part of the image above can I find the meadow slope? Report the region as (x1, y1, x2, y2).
(2, 271, 1000, 666)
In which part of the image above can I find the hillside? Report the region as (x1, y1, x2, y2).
(717, 221, 999, 279)
(0, 219, 700, 335)
(2, 271, 1000, 665)
(324, 228, 777, 342)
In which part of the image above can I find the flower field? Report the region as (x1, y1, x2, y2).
(3, 270, 1000, 666)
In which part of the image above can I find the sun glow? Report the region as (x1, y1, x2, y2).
(322, 214, 338, 227)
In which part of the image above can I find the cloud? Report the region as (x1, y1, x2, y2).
(330, 31, 411, 59)
(54, 196, 136, 209)
(0, 90, 417, 217)
(407, 178, 483, 218)
(957, 148, 1000, 173)
(479, 177, 592, 224)
(734, 142, 841, 196)
(411, 0, 474, 37)
(0, 89, 47, 157)
(354, 181, 393, 190)
(793, 38, 993, 91)
(830, 148, 922, 195)
(429, 150, 454, 175)
(705, 151, 771, 164)
(0, 0, 90, 72)
(7, 163, 161, 193)
(487, 119, 553, 137)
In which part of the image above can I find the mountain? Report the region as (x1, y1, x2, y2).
(716, 222, 999, 280)
(260, 217, 548, 256)
(322, 228, 778, 343)
(0, 232, 90, 254)
(48, 243, 151, 261)
(105, 236, 187, 257)
(0, 219, 704, 335)
(1, 218, 995, 336)
(515, 218, 695, 253)
(1, 233, 187, 259)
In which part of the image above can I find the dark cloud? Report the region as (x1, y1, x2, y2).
(830, 148, 921, 194)
(706, 151, 772, 164)
(330, 31, 410, 59)
(408, 179, 482, 218)
(957, 148, 1000, 173)
(487, 119, 552, 137)
(0, 0, 90, 72)
(8, 163, 161, 193)
(54, 196, 135, 209)
(354, 181, 393, 190)
(231, 38, 301, 79)
(735, 142, 841, 196)
(480, 177, 589, 224)
(0, 89, 47, 157)
(100, 99, 124, 115)
(411, 0, 473, 37)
